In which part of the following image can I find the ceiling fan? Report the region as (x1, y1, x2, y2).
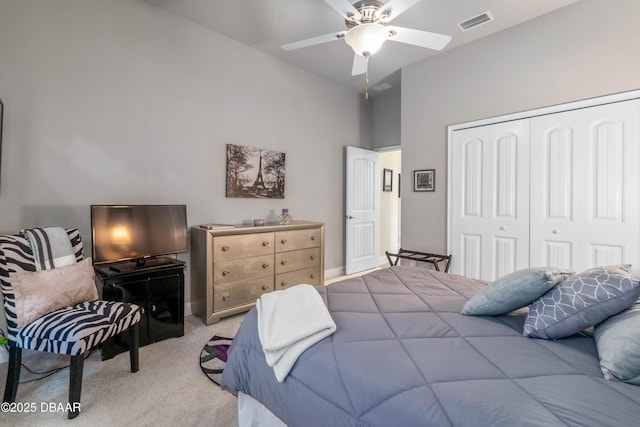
(282, 0, 452, 95)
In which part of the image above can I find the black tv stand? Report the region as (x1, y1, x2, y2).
(95, 260, 186, 360)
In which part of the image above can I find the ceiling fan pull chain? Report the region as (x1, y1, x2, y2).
(364, 54, 369, 100)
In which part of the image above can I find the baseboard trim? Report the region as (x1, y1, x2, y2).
(324, 266, 345, 279)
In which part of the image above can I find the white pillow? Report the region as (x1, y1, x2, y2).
(9, 258, 98, 327)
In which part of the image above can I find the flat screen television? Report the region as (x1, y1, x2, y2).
(91, 204, 188, 268)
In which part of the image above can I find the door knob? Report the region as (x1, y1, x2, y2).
(346, 215, 356, 220)
(499, 226, 507, 231)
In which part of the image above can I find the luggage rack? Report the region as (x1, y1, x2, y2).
(385, 248, 452, 273)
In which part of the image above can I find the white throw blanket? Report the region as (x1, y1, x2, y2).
(257, 284, 337, 383)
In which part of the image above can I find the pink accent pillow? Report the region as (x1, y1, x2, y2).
(9, 258, 99, 327)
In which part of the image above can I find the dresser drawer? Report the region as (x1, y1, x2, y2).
(214, 254, 274, 285)
(213, 233, 274, 260)
(275, 228, 321, 252)
(213, 277, 274, 311)
(276, 267, 321, 289)
(275, 248, 321, 274)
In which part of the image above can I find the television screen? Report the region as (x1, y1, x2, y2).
(91, 205, 188, 265)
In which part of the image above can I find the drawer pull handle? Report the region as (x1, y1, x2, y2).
(222, 245, 230, 252)
(281, 239, 288, 244)
(262, 285, 270, 291)
(263, 241, 270, 247)
(310, 255, 316, 260)
(263, 263, 270, 269)
(280, 281, 288, 287)
(281, 260, 288, 265)
(151, 304, 157, 313)
(311, 235, 317, 241)
(222, 271, 231, 277)
(222, 295, 230, 301)
(140, 307, 145, 315)
(311, 273, 316, 279)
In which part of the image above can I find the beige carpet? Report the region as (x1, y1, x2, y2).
(0, 314, 244, 426)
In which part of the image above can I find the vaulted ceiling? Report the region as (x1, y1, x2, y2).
(146, 0, 580, 96)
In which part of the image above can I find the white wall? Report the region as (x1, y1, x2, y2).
(379, 150, 401, 261)
(0, 0, 370, 354)
(372, 89, 401, 149)
(401, 0, 640, 255)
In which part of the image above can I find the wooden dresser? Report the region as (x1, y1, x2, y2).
(190, 221, 325, 325)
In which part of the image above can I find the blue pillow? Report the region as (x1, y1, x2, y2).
(594, 300, 640, 385)
(524, 265, 640, 339)
(461, 267, 573, 316)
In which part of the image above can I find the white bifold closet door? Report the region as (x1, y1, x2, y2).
(450, 98, 640, 281)
(529, 100, 640, 273)
(450, 119, 530, 280)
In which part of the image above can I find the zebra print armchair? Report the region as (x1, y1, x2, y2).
(0, 228, 141, 419)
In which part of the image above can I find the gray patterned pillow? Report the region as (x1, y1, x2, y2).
(523, 265, 640, 339)
(461, 267, 574, 316)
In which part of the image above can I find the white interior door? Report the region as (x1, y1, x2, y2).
(450, 119, 530, 280)
(530, 99, 640, 272)
(345, 146, 380, 275)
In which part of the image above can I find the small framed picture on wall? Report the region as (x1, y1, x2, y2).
(383, 168, 393, 192)
(414, 169, 435, 192)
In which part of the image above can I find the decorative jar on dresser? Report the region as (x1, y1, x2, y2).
(190, 221, 324, 325)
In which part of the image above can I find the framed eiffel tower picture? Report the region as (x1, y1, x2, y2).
(226, 144, 286, 198)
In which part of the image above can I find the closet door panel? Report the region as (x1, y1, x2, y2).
(544, 241, 572, 270)
(546, 128, 573, 220)
(461, 234, 482, 279)
(451, 128, 488, 279)
(494, 237, 517, 278)
(450, 119, 530, 280)
(530, 99, 640, 273)
(594, 121, 624, 221)
(463, 139, 483, 217)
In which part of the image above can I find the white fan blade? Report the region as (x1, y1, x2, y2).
(352, 53, 368, 76)
(323, 0, 362, 21)
(387, 26, 452, 50)
(281, 31, 347, 51)
(375, 0, 421, 22)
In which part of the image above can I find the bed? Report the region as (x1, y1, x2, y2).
(221, 266, 640, 426)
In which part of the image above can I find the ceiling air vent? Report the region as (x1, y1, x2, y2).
(372, 82, 392, 93)
(458, 11, 494, 32)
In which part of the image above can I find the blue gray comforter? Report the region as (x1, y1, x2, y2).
(221, 266, 640, 426)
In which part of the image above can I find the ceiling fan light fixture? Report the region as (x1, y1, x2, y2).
(345, 23, 388, 56)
